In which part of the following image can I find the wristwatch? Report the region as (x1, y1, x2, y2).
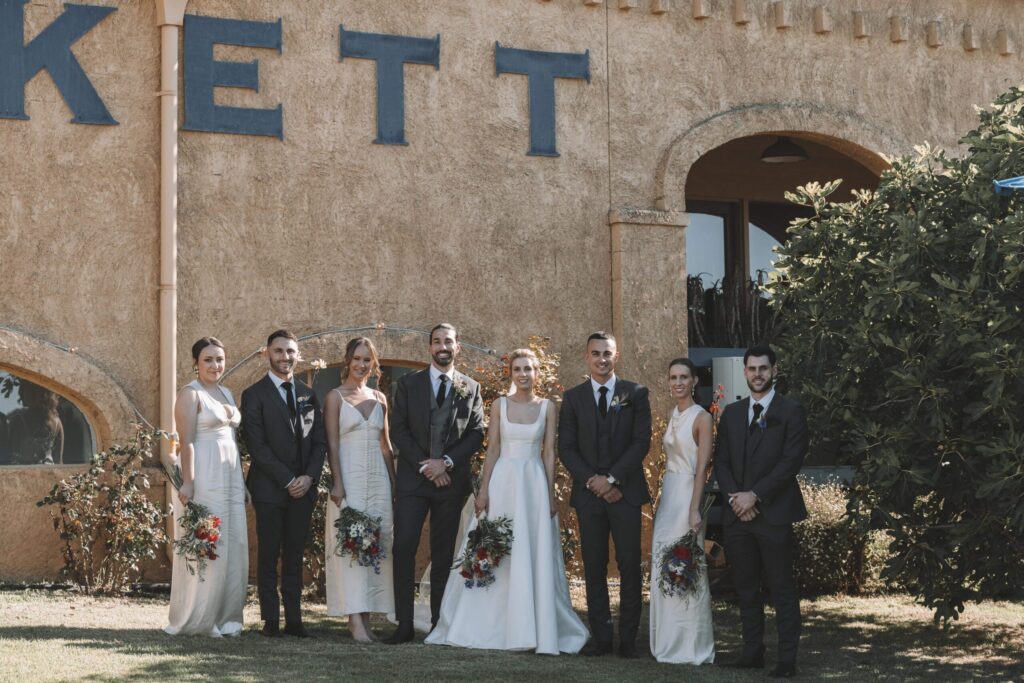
(606, 474, 618, 485)
(443, 455, 454, 470)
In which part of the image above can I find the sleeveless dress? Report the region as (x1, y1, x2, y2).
(425, 397, 589, 654)
(325, 398, 395, 616)
(649, 403, 716, 663)
(165, 381, 248, 636)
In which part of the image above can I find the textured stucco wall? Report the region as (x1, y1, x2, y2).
(2, 0, 1022, 580)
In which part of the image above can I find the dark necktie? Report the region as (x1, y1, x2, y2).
(598, 386, 609, 418)
(282, 381, 297, 421)
(750, 402, 764, 431)
(436, 375, 448, 407)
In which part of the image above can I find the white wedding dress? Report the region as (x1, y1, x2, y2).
(425, 397, 588, 654)
(649, 403, 716, 663)
(165, 382, 248, 637)
(325, 398, 395, 616)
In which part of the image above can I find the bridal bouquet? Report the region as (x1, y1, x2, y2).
(334, 506, 385, 574)
(456, 516, 513, 589)
(164, 463, 221, 581)
(656, 532, 705, 599)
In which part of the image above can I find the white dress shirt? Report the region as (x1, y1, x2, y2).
(590, 374, 617, 406)
(429, 364, 456, 399)
(747, 386, 776, 426)
(268, 371, 298, 409)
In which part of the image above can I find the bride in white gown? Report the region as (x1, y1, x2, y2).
(649, 357, 715, 664)
(426, 349, 588, 654)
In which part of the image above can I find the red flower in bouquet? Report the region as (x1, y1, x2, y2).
(673, 545, 692, 562)
(334, 506, 386, 574)
(456, 516, 514, 589)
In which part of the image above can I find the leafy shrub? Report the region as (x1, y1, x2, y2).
(36, 428, 167, 594)
(793, 478, 891, 596)
(770, 88, 1024, 622)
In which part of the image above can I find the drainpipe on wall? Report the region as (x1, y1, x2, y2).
(157, 0, 188, 560)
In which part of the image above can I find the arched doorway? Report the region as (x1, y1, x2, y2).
(683, 132, 885, 405)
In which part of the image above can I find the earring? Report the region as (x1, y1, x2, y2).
(193, 366, 199, 377)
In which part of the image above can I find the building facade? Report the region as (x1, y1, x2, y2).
(1, 0, 1019, 579)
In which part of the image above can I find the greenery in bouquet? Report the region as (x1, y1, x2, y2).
(456, 516, 514, 589)
(334, 505, 385, 574)
(657, 527, 706, 599)
(164, 463, 221, 581)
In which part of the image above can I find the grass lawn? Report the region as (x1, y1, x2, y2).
(0, 589, 1021, 682)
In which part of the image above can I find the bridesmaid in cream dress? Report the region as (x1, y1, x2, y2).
(325, 337, 397, 642)
(165, 337, 248, 637)
(649, 357, 715, 664)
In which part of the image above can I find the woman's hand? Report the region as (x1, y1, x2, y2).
(330, 483, 345, 507)
(689, 508, 703, 532)
(474, 490, 489, 516)
(178, 481, 194, 506)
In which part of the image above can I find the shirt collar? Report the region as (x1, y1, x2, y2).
(267, 371, 294, 389)
(591, 374, 617, 396)
(751, 386, 776, 412)
(430, 364, 455, 384)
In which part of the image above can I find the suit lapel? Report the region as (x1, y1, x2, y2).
(608, 382, 630, 435)
(265, 375, 296, 435)
(419, 369, 433, 430)
(737, 398, 751, 484)
(577, 384, 597, 447)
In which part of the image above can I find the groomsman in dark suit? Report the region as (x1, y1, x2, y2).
(714, 345, 808, 678)
(558, 331, 651, 658)
(385, 323, 485, 644)
(243, 329, 327, 638)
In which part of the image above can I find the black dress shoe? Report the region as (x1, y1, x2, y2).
(731, 648, 765, 668)
(581, 640, 614, 657)
(261, 622, 281, 638)
(769, 662, 797, 678)
(283, 624, 313, 638)
(384, 621, 415, 645)
(618, 641, 638, 659)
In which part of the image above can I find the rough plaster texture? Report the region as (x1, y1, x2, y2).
(3, 0, 1022, 579)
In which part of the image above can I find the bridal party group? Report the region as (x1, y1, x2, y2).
(163, 323, 808, 678)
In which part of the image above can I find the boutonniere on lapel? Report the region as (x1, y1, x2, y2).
(756, 411, 768, 431)
(451, 378, 472, 401)
(609, 394, 630, 413)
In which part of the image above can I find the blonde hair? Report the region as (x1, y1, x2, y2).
(508, 348, 539, 374)
(339, 337, 382, 383)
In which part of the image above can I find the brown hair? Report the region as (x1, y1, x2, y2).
(266, 329, 298, 347)
(339, 337, 381, 383)
(191, 336, 224, 363)
(429, 322, 458, 342)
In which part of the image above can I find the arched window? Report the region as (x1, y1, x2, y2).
(0, 370, 96, 466)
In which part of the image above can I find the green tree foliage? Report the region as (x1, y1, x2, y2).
(768, 89, 1024, 623)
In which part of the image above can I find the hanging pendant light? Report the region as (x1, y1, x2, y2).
(760, 136, 808, 163)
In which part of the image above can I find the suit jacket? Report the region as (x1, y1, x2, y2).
(242, 374, 328, 504)
(389, 368, 485, 497)
(714, 392, 809, 526)
(558, 378, 652, 508)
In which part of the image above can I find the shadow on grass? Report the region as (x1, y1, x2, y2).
(0, 600, 1020, 682)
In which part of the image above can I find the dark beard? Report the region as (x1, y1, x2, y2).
(432, 352, 453, 368)
(747, 375, 774, 394)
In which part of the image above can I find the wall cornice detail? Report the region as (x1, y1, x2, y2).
(541, 0, 1019, 58)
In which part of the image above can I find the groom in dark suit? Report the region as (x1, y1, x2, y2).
(386, 323, 485, 644)
(558, 331, 651, 658)
(714, 345, 808, 678)
(242, 329, 327, 638)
